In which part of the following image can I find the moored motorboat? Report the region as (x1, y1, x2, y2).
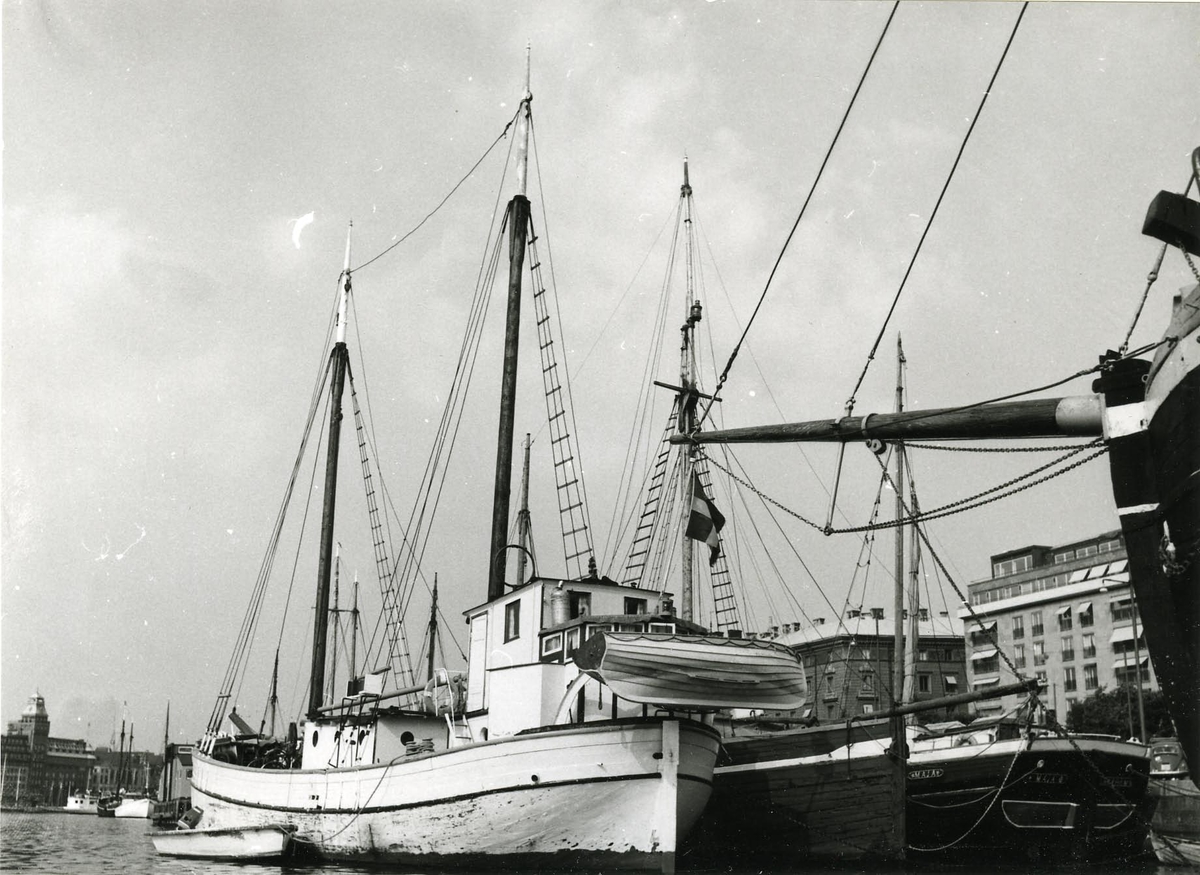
(63, 792, 98, 814)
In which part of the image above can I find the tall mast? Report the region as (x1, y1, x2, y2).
(897, 337, 920, 710)
(349, 573, 359, 690)
(678, 158, 701, 620)
(427, 575, 440, 683)
(161, 703, 170, 802)
(889, 335, 908, 853)
(488, 53, 533, 601)
(891, 336, 906, 708)
(516, 434, 532, 587)
(329, 542, 341, 705)
(268, 650, 280, 738)
(308, 222, 353, 717)
(117, 719, 126, 792)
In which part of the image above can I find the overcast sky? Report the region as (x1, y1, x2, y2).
(4, 1, 1198, 750)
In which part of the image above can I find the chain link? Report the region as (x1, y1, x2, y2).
(1182, 245, 1200, 285)
(905, 442, 1098, 453)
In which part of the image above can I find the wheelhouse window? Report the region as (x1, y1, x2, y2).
(569, 591, 591, 619)
(504, 600, 521, 642)
(540, 632, 563, 660)
(624, 596, 648, 615)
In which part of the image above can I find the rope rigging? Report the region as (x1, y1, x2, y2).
(841, 2, 1028, 414)
(206, 107, 533, 735)
(697, 1, 901, 432)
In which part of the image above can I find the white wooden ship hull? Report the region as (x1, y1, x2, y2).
(191, 717, 718, 872)
(114, 797, 153, 818)
(572, 632, 807, 711)
(152, 824, 294, 859)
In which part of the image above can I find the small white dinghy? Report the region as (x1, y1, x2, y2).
(151, 809, 295, 860)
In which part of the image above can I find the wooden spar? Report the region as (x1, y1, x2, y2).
(668, 395, 1103, 445)
(308, 225, 352, 718)
(734, 678, 1040, 726)
(487, 65, 533, 601)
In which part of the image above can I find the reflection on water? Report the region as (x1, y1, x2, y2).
(0, 811, 1171, 875)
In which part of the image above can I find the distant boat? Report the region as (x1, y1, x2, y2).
(114, 796, 153, 819)
(63, 792, 98, 815)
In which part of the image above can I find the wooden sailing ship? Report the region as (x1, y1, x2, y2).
(179, 63, 811, 873)
(673, 154, 1200, 861)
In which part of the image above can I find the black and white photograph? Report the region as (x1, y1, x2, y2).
(2, 1, 1198, 872)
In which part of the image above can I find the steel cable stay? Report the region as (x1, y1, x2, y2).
(696, 1, 903, 432)
(349, 108, 520, 276)
(208, 113, 528, 738)
(702, 435, 1108, 544)
(840, 2, 1029, 416)
(360, 208, 508, 679)
(607, 193, 695, 584)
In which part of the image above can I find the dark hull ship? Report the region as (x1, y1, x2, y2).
(675, 155, 1200, 863)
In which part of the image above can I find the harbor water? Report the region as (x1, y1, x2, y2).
(0, 810, 1177, 875)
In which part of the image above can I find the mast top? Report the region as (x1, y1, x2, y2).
(515, 46, 533, 198)
(681, 156, 692, 198)
(337, 221, 352, 345)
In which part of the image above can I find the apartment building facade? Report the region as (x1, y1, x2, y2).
(961, 530, 1156, 721)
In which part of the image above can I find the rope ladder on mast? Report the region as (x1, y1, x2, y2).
(526, 224, 594, 579)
